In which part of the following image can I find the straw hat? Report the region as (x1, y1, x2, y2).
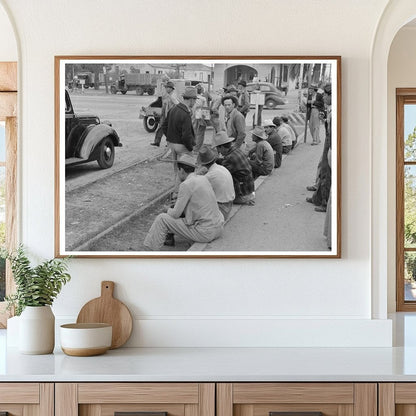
(212, 131, 235, 147)
(176, 153, 197, 168)
(198, 145, 218, 165)
(251, 126, 267, 140)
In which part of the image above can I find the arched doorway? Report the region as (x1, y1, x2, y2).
(371, 0, 416, 319)
(224, 65, 257, 87)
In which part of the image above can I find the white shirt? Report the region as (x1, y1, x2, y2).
(205, 163, 235, 203)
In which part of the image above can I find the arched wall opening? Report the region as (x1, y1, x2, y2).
(371, 1, 416, 319)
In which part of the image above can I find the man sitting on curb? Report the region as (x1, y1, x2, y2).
(197, 145, 235, 221)
(213, 131, 255, 206)
(264, 119, 283, 168)
(248, 126, 275, 179)
(273, 116, 292, 154)
(143, 154, 224, 251)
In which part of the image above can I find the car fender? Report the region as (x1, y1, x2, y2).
(78, 124, 121, 160)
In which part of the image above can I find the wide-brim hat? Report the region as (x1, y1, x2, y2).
(198, 145, 218, 165)
(221, 94, 238, 107)
(182, 86, 197, 99)
(238, 80, 247, 87)
(263, 119, 276, 128)
(175, 153, 197, 168)
(164, 81, 175, 89)
(213, 131, 235, 147)
(251, 126, 267, 140)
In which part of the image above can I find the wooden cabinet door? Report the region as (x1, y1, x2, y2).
(217, 383, 377, 416)
(55, 383, 215, 416)
(379, 383, 416, 416)
(0, 383, 53, 415)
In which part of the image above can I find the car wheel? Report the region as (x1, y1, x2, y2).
(97, 137, 115, 169)
(147, 87, 155, 96)
(110, 86, 117, 94)
(121, 90, 127, 95)
(143, 116, 158, 133)
(136, 87, 144, 95)
(265, 98, 277, 109)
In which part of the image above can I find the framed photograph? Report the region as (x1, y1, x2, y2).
(55, 56, 341, 258)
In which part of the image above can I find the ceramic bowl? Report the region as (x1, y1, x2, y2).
(60, 323, 112, 356)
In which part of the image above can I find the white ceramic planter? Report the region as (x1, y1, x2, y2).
(19, 306, 55, 354)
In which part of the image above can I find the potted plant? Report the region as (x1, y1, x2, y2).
(4, 245, 71, 354)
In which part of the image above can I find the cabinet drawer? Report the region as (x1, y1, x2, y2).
(218, 383, 376, 416)
(56, 383, 215, 416)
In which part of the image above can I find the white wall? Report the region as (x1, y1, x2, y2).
(0, 2, 17, 61)
(0, 0, 394, 347)
(387, 26, 416, 312)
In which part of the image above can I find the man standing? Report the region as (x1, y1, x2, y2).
(192, 84, 208, 152)
(222, 94, 247, 149)
(263, 119, 283, 168)
(237, 80, 250, 118)
(198, 145, 235, 220)
(248, 126, 274, 179)
(213, 131, 255, 206)
(163, 86, 197, 188)
(144, 154, 224, 251)
(151, 81, 179, 147)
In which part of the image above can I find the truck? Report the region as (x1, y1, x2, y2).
(110, 73, 163, 95)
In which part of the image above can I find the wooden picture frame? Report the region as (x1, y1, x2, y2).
(55, 56, 341, 258)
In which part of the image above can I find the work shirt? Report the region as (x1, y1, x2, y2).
(219, 144, 255, 198)
(225, 108, 246, 147)
(167, 173, 224, 228)
(205, 163, 235, 203)
(276, 125, 292, 147)
(249, 140, 274, 174)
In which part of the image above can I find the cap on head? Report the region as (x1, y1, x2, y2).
(164, 81, 175, 89)
(263, 119, 276, 128)
(251, 126, 267, 140)
(176, 153, 197, 168)
(225, 84, 238, 93)
(198, 145, 218, 165)
(182, 86, 197, 99)
(213, 131, 235, 147)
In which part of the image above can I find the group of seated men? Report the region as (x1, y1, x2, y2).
(143, 114, 296, 251)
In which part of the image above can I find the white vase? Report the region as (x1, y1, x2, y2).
(19, 306, 55, 354)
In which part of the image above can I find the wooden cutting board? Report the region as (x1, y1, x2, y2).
(76, 281, 133, 349)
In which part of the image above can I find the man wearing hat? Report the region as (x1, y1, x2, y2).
(198, 145, 235, 220)
(213, 131, 255, 206)
(143, 153, 224, 251)
(237, 80, 250, 118)
(264, 119, 283, 168)
(162, 86, 197, 189)
(248, 126, 274, 179)
(222, 94, 247, 149)
(151, 80, 179, 147)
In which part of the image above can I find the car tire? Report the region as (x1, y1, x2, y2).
(265, 98, 277, 109)
(136, 87, 144, 95)
(121, 90, 127, 95)
(147, 87, 155, 96)
(143, 116, 158, 133)
(110, 86, 117, 94)
(97, 136, 115, 169)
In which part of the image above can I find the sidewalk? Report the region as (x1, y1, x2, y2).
(189, 131, 330, 253)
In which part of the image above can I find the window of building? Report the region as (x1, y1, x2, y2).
(396, 89, 416, 311)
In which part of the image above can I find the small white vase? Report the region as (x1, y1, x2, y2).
(19, 306, 55, 354)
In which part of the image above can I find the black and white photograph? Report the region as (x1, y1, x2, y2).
(55, 57, 340, 257)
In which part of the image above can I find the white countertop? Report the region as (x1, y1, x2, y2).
(2, 346, 416, 382)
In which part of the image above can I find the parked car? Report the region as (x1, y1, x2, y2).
(65, 89, 122, 169)
(246, 82, 288, 109)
